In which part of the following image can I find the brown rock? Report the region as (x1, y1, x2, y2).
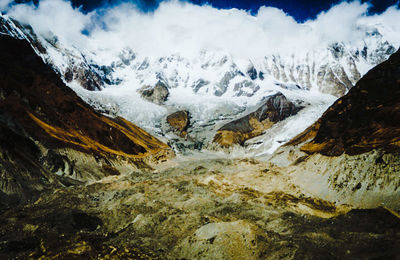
(166, 110, 190, 137)
(214, 92, 302, 147)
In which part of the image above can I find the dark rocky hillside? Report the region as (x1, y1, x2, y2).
(288, 48, 400, 156)
(0, 35, 173, 207)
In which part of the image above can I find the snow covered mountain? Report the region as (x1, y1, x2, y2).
(0, 3, 398, 154)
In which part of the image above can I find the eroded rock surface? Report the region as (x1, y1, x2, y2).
(166, 110, 190, 137)
(214, 92, 302, 147)
(175, 220, 264, 259)
(272, 48, 400, 209)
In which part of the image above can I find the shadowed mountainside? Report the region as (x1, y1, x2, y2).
(272, 48, 400, 209)
(0, 35, 171, 158)
(288, 48, 400, 156)
(0, 35, 173, 207)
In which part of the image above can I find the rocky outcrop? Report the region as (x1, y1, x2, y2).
(0, 35, 173, 207)
(233, 80, 260, 97)
(166, 110, 190, 137)
(264, 41, 396, 97)
(271, 146, 400, 208)
(214, 93, 302, 147)
(63, 65, 103, 91)
(138, 82, 169, 105)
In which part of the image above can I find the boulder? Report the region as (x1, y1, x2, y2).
(138, 82, 169, 105)
(166, 110, 190, 137)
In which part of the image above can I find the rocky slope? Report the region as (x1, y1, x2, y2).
(166, 110, 190, 137)
(270, 48, 400, 208)
(290, 48, 400, 156)
(0, 35, 173, 208)
(0, 156, 398, 259)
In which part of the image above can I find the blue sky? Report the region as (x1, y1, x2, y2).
(12, 0, 400, 21)
(65, 0, 400, 21)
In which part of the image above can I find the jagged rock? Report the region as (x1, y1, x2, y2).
(247, 65, 258, 80)
(0, 15, 106, 91)
(192, 79, 210, 93)
(233, 80, 260, 97)
(214, 93, 302, 147)
(317, 64, 353, 97)
(0, 16, 25, 39)
(64, 65, 103, 91)
(2, 13, 397, 101)
(166, 110, 190, 137)
(214, 71, 235, 96)
(258, 71, 265, 80)
(138, 82, 169, 105)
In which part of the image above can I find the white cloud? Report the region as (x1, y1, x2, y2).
(5, 0, 400, 59)
(8, 0, 92, 46)
(0, 0, 12, 11)
(305, 2, 369, 45)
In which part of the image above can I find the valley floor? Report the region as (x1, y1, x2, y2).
(0, 154, 399, 259)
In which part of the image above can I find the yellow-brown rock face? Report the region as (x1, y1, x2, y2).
(166, 110, 190, 137)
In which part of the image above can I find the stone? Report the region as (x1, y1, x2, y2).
(166, 110, 190, 137)
(138, 82, 169, 105)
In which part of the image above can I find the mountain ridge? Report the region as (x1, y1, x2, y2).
(0, 34, 173, 207)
